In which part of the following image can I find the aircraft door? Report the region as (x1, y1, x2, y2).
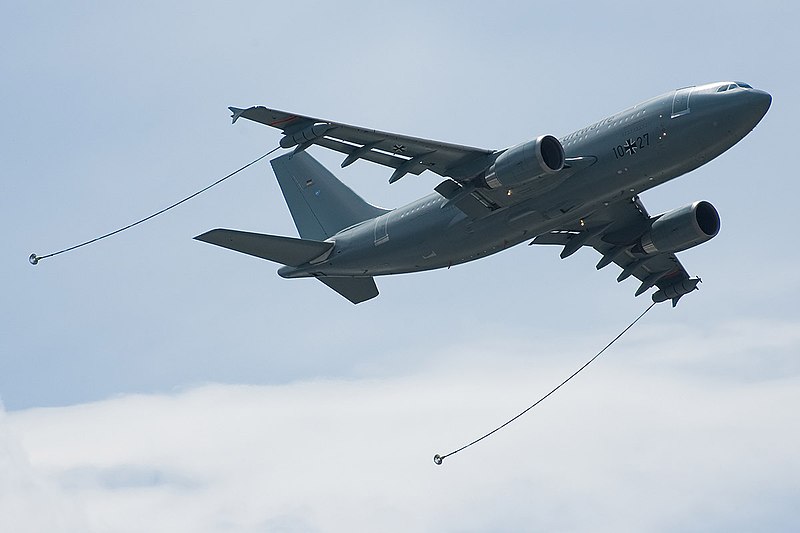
(671, 87, 693, 118)
(374, 213, 389, 246)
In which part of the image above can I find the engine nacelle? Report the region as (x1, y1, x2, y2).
(638, 201, 720, 254)
(484, 135, 565, 189)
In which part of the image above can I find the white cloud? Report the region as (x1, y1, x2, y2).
(0, 408, 88, 533)
(2, 319, 799, 532)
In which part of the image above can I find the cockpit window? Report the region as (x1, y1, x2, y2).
(717, 82, 753, 92)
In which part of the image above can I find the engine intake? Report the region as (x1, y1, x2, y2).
(638, 201, 720, 254)
(484, 135, 565, 189)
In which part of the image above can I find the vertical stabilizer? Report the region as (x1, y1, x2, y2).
(271, 152, 388, 240)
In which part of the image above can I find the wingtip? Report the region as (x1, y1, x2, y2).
(229, 106, 246, 124)
(194, 229, 220, 243)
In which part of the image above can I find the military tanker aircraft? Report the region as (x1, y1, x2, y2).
(196, 82, 770, 304)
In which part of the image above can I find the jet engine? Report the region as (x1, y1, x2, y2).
(484, 135, 565, 189)
(637, 201, 720, 254)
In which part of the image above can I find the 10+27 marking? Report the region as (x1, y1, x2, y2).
(612, 133, 650, 159)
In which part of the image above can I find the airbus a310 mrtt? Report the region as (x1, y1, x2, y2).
(196, 81, 771, 305)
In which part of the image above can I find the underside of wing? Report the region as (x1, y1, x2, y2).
(531, 197, 719, 305)
(229, 106, 494, 183)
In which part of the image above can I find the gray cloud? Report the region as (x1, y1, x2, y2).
(57, 465, 199, 491)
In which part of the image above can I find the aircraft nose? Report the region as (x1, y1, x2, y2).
(731, 89, 772, 131)
(750, 89, 772, 115)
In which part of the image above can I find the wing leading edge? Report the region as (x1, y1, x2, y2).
(230, 106, 598, 220)
(229, 106, 494, 183)
(531, 197, 704, 306)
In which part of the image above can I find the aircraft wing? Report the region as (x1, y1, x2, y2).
(229, 106, 494, 183)
(531, 196, 701, 305)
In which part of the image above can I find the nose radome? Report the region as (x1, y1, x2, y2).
(745, 88, 772, 124)
(751, 89, 772, 113)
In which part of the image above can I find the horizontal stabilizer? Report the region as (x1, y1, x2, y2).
(195, 229, 333, 267)
(317, 276, 379, 304)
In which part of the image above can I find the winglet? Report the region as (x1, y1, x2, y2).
(229, 106, 247, 124)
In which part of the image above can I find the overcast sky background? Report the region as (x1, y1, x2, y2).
(2, 1, 799, 531)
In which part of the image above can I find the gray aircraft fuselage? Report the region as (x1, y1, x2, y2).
(278, 82, 770, 280)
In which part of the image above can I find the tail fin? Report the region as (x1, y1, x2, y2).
(270, 151, 388, 240)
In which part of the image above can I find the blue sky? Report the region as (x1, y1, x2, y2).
(2, 2, 799, 531)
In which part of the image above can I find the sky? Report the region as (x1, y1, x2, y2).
(2, 1, 799, 531)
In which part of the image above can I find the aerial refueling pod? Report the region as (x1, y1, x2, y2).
(484, 135, 565, 189)
(652, 277, 701, 304)
(279, 122, 333, 149)
(636, 201, 720, 255)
